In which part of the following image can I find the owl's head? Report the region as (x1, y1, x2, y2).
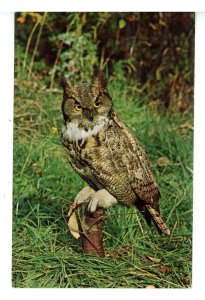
(61, 74, 113, 130)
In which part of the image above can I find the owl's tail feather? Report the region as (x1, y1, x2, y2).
(145, 205, 170, 236)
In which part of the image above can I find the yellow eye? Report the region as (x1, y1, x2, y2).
(75, 103, 82, 111)
(94, 99, 101, 108)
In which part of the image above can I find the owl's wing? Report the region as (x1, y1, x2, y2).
(111, 114, 170, 235)
(111, 113, 160, 206)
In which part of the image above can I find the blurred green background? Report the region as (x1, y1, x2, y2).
(13, 12, 194, 288)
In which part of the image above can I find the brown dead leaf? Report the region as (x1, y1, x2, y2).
(144, 254, 161, 263)
(157, 265, 172, 275)
(68, 212, 80, 239)
(106, 245, 134, 258)
(182, 276, 190, 285)
(116, 245, 133, 256)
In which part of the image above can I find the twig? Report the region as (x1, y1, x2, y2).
(23, 20, 40, 69)
(168, 221, 178, 242)
(28, 12, 48, 79)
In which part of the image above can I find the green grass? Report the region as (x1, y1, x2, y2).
(12, 78, 193, 288)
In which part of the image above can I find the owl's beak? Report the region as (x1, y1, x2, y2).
(83, 108, 94, 121)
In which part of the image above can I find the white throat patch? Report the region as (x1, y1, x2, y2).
(62, 116, 108, 143)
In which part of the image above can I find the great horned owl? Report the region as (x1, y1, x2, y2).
(61, 74, 170, 235)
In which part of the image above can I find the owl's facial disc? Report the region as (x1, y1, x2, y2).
(62, 81, 112, 139)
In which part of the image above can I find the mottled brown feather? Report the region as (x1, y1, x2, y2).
(61, 79, 169, 234)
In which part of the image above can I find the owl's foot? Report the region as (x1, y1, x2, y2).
(87, 189, 118, 213)
(74, 186, 95, 206)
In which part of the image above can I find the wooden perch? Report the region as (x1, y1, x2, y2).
(81, 208, 105, 257)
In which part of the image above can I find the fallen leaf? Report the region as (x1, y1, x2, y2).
(157, 265, 172, 275)
(68, 203, 77, 217)
(182, 276, 190, 285)
(144, 254, 161, 263)
(68, 212, 80, 239)
(145, 285, 156, 289)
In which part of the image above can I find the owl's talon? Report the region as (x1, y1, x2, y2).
(87, 189, 118, 213)
(74, 186, 95, 206)
(87, 198, 98, 213)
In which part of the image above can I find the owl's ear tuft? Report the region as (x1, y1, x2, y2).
(97, 71, 107, 89)
(60, 74, 73, 93)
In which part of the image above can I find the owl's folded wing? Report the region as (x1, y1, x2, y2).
(111, 113, 160, 208)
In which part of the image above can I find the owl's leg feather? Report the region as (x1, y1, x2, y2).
(87, 189, 118, 213)
(74, 186, 95, 206)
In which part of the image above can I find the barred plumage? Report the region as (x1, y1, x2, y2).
(61, 74, 170, 235)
